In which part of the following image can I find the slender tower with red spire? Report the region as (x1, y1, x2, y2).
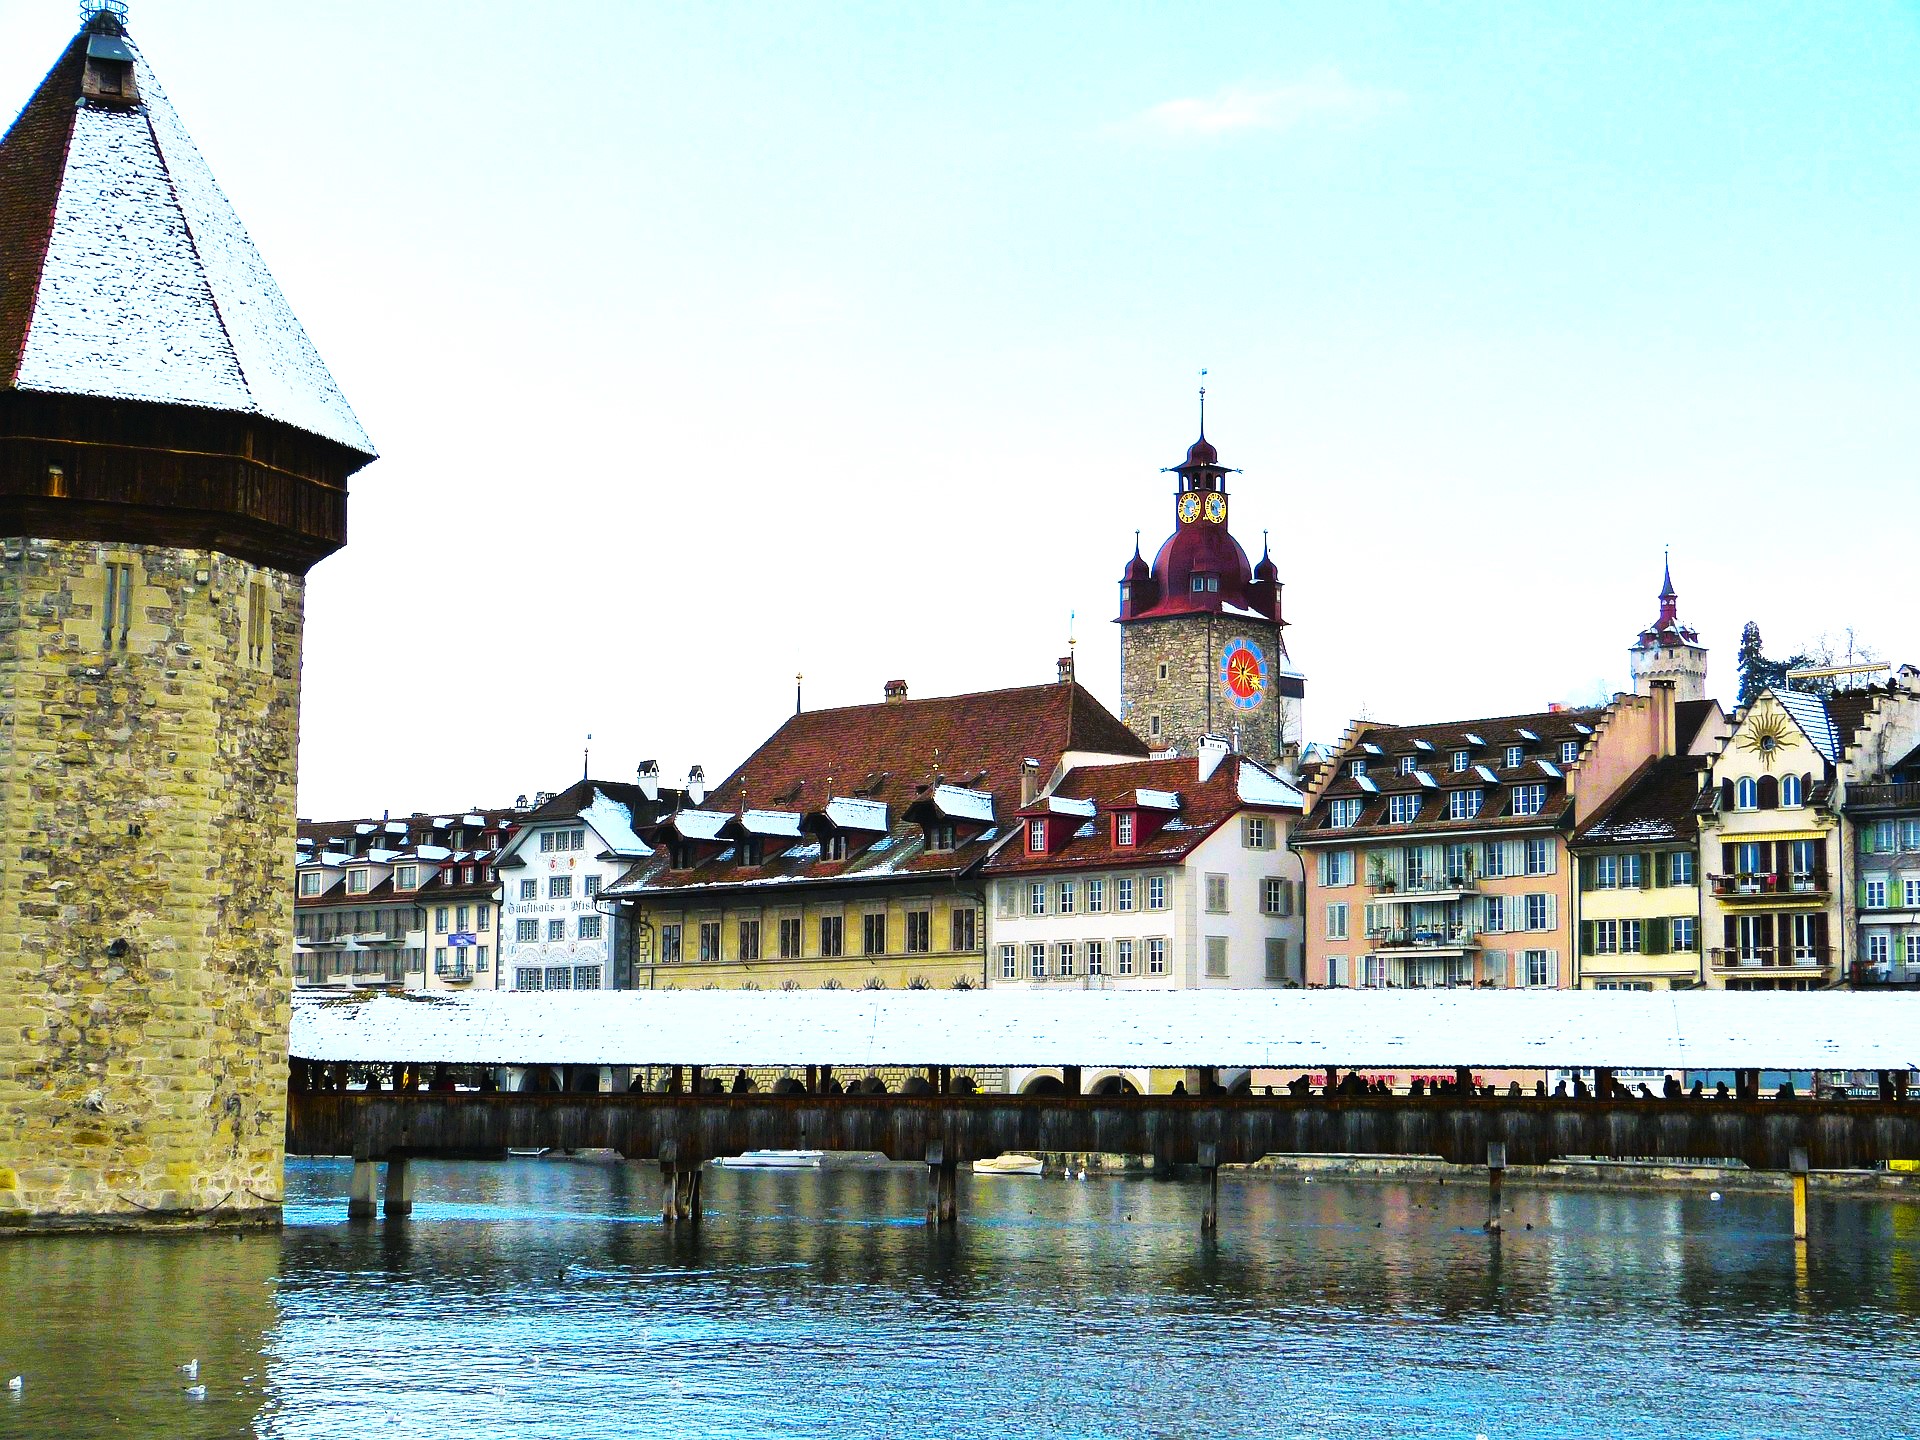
(0, 4, 375, 1225)
(1116, 391, 1303, 767)
(1628, 553, 1709, 702)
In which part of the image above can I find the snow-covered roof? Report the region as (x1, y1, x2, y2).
(1413, 770, 1436, 789)
(1517, 728, 1540, 742)
(1537, 760, 1564, 779)
(1042, 795, 1097, 818)
(927, 785, 995, 823)
(1411, 739, 1434, 752)
(737, 809, 804, 838)
(1474, 765, 1500, 784)
(416, 845, 452, 862)
(289, 989, 1920, 1069)
(11, 42, 373, 454)
(1220, 602, 1267, 620)
(666, 810, 731, 842)
(1464, 733, 1487, 747)
(1135, 787, 1183, 811)
(822, 797, 889, 832)
(1353, 775, 1378, 794)
(1234, 762, 1303, 808)
(582, 789, 651, 857)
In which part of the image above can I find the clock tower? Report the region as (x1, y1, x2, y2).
(1116, 415, 1303, 769)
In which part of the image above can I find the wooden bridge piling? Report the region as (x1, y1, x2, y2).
(1485, 1142, 1507, 1233)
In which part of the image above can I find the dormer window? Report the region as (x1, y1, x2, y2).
(1503, 745, 1525, 769)
(1329, 798, 1362, 828)
(1397, 756, 1417, 776)
(298, 872, 323, 897)
(1451, 750, 1470, 772)
(394, 864, 417, 890)
(926, 823, 957, 853)
(823, 834, 849, 862)
(347, 868, 370, 894)
(1349, 760, 1368, 779)
(1115, 812, 1136, 846)
(1560, 740, 1580, 766)
(669, 840, 697, 869)
(739, 838, 764, 866)
(1026, 818, 1048, 853)
(1188, 574, 1221, 593)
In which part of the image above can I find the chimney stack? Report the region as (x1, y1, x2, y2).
(1020, 757, 1043, 807)
(1650, 678, 1677, 757)
(637, 759, 659, 803)
(1198, 733, 1231, 783)
(687, 765, 706, 806)
(1057, 654, 1074, 684)
(884, 679, 908, 703)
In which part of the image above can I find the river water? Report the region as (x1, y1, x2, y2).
(1, 1158, 1911, 1438)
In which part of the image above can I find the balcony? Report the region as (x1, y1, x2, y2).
(1708, 870, 1828, 901)
(1371, 874, 1479, 904)
(1707, 946, 1832, 972)
(1851, 961, 1920, 989)
(1368, 924, 1480, 955)
(1848, 781, 1920, 813)
(435, 964, 476, 984)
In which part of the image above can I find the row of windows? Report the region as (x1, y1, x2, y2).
(517, 875, 601, 902)
(1580, 917, 1698, 955)
(515, 965, 603, 991)
(1004, 874, 1169, 917)
(1352, 741, 1581, 783)
(1333, 783, 1549, 830)
(1324, 893, 1562, 939)
(1000, 938, 1167, 980)
(1321, 950, 1560, 988)
(515, 916, 603, 943)
(1727, 775, 1806, 810)
(431, 904, 491, 934)
(433, 946, 490, 974)
(1866, 821, 1920, 854)
(657, 908, 980, 964)
(304, 861, 497, 898)
(1317, 840, 1558, 889)
(1863, 877, 1920, 909)
(539, 828, 588, 853)
(1581, 851, 1697, 889)
(1864, 934, 1920, 966)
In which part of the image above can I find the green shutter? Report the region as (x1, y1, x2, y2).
(1863, 828, 1876, 854)
(1647, 918, 1668, 955)
(1581, 920, 1596, 956)
(1579, 856, 1595, 891)
(1654, 850, 1671, 888)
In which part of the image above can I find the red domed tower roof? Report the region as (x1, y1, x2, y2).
(1117, 425, 1281, 624)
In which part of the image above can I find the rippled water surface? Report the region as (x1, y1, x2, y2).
(1, 1159, 1913, 1438)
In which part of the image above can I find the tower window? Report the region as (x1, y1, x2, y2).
(1149, 716, 1161, 737)
(247, 580, 268, 664)
(1158, 662, 1169, 681)
(101, 561, 133, 652)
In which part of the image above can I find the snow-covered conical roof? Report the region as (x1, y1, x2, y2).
(0, 18, 373, 456)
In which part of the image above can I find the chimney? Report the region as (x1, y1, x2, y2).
(1198, 733, 1230, 783)
(1056, 654, 1074, 684)
(637, 759, 659, 804)
(884, 679, 908, 703)
(687, 765, 707, 807)
(1020, 757, 1043, 807)
(1650, 678, 1677, 757)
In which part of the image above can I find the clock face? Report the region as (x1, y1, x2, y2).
(1178, 493, 1202, 524)
(1220, 637, 1267, 710)
(1204, 493, 1228, 524)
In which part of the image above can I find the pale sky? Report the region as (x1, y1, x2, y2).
(4, 2, 1916, 819)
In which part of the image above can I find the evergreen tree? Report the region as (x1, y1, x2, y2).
(1736, 621, 1797, 707)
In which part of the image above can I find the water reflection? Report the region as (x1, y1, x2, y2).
(4, 1158, 1920, 1438)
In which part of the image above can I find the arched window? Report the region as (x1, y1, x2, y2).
(1736, 777, 1759, 810)
(1756, 774, 1779, 809)
(1780, 773, 1803, 807)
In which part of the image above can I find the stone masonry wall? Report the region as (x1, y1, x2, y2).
(0, 538, 302, 1224)
(1121, 614, 1284, 766)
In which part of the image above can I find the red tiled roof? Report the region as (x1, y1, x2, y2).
(0, 33, 82, 386)
(1300, 706, 1606, 842)
(611, 682, 1148, 897)
(985, 756, 1279, 874)
(1572, 755, 1707, 846)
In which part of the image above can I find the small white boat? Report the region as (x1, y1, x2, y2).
(506, 1147, 551, 1158)
(972, 1154, 1044, 1176)
(713, 1150, 825, 1169)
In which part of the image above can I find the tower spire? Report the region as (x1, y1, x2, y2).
(1658, 550, 1678, 626)
(1198, 367, 1207, 438)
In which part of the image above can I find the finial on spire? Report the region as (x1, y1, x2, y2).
(81, 0, 128, 30)
(1198, 368, 1208, 438)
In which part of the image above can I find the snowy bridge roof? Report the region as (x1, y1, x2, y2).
(289, 990, 1920, 1070)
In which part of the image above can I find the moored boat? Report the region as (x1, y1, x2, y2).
(713, 1150, 826, 1169)
(972, 1154, 1044, 1176)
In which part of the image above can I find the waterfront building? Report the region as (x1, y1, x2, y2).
(1845, 673, 1920, 986)
(294, 810, 517, 990)
(602, 674, 1149, 990)
(1696, 688, 1875, 989)
(1296, 688, 1678, 989)
(497, 774, 686, 992)
(1117, 417, 1305, 768)
(1569, 694, 1727, 989)
(0, 7, 377, 1222)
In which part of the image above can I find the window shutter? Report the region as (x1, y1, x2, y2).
(1640, 851, 1655, 888)
(1545, 894, 1558, 929)
(1580, 857, 1595, 891)
(1863, 828, 1876, 854)
(1647, 918, 1668, 955)
(1757, 914, 1775, 950)
(1654, 850, 1670, 887)
(1547, 950, 1561, 988)
(1723, 915, 1737, 949)
(1580, 921, 1596, 956)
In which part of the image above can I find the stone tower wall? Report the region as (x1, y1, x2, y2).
(0, 538, 301, 1224)
(1630, 642, 1709, 704)
(1120, 614, 1286, 766)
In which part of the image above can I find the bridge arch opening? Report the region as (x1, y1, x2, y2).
(1089, 1075, 1140, 1096)
(1021, 1074, 1067, 1096)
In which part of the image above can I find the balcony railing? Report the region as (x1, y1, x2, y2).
(1368, 925, 1480, 952)
(1371, 874, 1479, 901)
(1707, 946, 1832, 970)
(1848, 781, 1920, 812)
(1708, 870, 1828, 899)
(1851, 961, 1920, 988)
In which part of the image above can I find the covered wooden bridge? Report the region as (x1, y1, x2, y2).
(287, 990, 1920, 1236)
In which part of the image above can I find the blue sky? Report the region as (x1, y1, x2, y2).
(4, 2, 1916, 816)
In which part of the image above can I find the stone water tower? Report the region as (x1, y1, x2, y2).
(0, 5, 375, 1224)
